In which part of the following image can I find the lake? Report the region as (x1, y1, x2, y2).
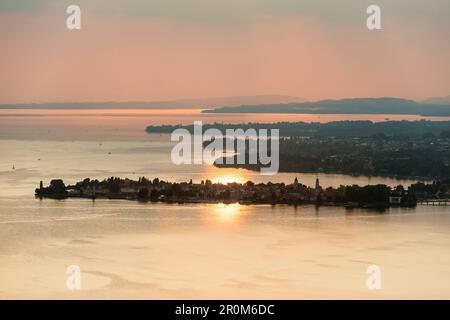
(0, 109, 449, 299)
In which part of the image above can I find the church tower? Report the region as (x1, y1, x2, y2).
(315, 178, 321, 194)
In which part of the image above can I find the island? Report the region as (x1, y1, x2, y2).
(34, 177, 450, 209)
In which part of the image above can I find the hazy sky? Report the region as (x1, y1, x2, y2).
(1, 0, 449, 103)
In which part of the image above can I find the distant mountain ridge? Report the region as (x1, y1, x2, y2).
(0, 95, 304, 109)
(4, 96, 450, 116)
(202, 97, 450, 116)
(422, 96, 450, 105)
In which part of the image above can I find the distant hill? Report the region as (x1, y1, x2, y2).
(422, 96, 450, 105)
(0, 95, 304, 109)
(202, 98, 450, 116)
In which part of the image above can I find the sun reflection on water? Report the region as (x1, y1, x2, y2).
(212, 203, 242, 224)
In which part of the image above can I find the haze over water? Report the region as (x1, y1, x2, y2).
(1, 108, 449, 141)
(0, 109, 449, 299)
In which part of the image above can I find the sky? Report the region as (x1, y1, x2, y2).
(0, 0, 449, 103)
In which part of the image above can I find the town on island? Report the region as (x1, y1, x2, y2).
(35, 176, 450, 209)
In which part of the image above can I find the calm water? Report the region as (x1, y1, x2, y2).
(1, 198, 450, 299)
(0, 109, 449, 299)
(1, 108, 450, 141)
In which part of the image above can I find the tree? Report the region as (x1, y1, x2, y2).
(137, 188, 149, 199)
(440, 131, 450, 139)
(150, 189, 159, 200)
(109, 183, 121, 194)
(49, 179, 66, 194)
(171, 184, 182, 196)
(245, 181, 255, 187)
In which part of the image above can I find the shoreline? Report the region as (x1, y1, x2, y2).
(213, 163, 437, 181)
(34, 176, 430, 210)
(35, 193, 397, 210)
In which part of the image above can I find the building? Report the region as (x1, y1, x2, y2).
(389, 196, 402, 205)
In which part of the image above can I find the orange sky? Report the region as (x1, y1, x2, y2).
(0, 1, 449, 103)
